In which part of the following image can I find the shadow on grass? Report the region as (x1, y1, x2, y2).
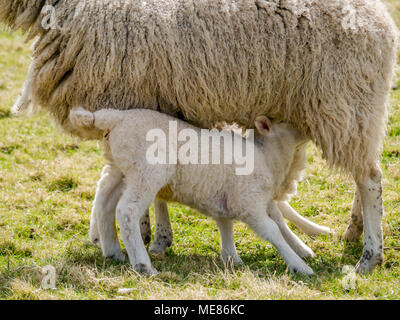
(0, 237, 371, 298)
(60, 240, 364, 285)
(59, 236, 368, 276)
(0, 109, 11, 120)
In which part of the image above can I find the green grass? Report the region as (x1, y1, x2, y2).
(0, 2, 400, 299)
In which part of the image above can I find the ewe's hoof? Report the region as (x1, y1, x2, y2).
(355, 252, 383, 274)
(134, 263, 159, 276)
(342, 228, 362, 243)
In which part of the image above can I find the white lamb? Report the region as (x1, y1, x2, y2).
(88, 123, 330, 267)
(89, 127, 331, 261)
(69, 107, 316, 276)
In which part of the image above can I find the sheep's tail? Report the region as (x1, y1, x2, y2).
(69, 107, 125, 131)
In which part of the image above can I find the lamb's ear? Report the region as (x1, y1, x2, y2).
(255, 116, 272, 136)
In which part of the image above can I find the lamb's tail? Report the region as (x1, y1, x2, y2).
(69, 107, 125, 131)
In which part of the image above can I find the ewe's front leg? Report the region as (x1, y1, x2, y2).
(215, 218, 242, 266)
(149, 200, 173, 255)
(355, 166, 384, 274)
(268, 202, 314, 258)
(343, 188, 363, 242)
(277, 202, 331, 236)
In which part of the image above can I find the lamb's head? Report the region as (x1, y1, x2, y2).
(254, 116, 308, 185)
(254, 116, 306, 147)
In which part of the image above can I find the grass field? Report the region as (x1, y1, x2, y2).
(0, 1, 399, 300)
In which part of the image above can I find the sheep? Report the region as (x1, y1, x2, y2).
(87, 120, 331, 263)
(87, 119, 331, 260)
(69, 107, 316, 275)
(1, 0, 398, 273)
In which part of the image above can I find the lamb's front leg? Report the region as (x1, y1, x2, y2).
(268, 202, 314, 258)
(243, 210, 314, 276)
(277, 202, 331, 236)
(215, 218, 242, 266)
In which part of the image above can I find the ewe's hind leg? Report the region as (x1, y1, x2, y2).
(278, 202, 331, 236)
(92, 165, 125, 261)
(343, 188, 363, 242)
(11, 66, 34, 113)
(268, 202, 314, 258)
(355, 166, 384, 274)
(149, 200, 173, 255)
(242, 211, 314, 275)
(215, 218, 242, 266)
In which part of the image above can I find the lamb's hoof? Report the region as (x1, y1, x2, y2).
(105, 251, 126, 262)
(296, 246, 314, 259)
(104, 241, 126, 262)
(312, 226, 332, 236)
(355, 252, 383, 274)
(342, 228, 362, 243)
(134, 263, 159, 276)
(221, 254, 243, 267)
(289, 263, 314, 276)
(89, 228, 100, 246)
(90, 237, 99, 245)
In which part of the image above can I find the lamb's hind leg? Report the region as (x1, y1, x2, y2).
(91, 163, 152, 253)
(215, 218, 242, 266)
(116, 186, 157, 275)
(116, 168, 165, 275)
(278, 202, 331, 236)
(268, 202, 314, 258)
(242, 211, 314, 276)
(355, 165, 384, 274)
(343, 188, 363, 242)
(149, 200, 173, 255)
(91, 164, 125, 261)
